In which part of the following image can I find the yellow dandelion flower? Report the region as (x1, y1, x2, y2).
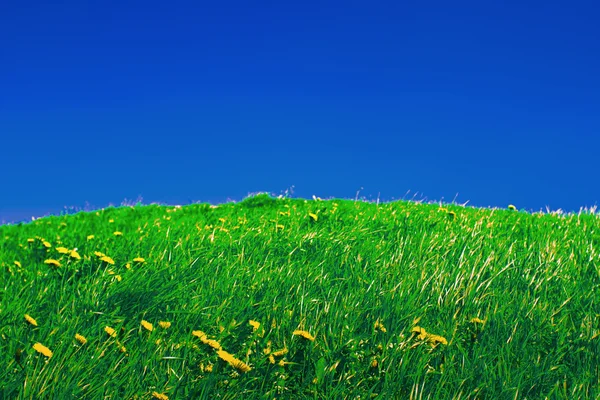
(159, 321, 171, 329)
(151, 392, 169, 400)
(100, 256, 115, 265)
(425, 333, 448, 346)
(14, 261, 21, 268)
(308, 212, 318, 221)
(94, 251, 105, 258)
(268, 354, 275, 364)
(155, 339, 161, 345)
(192, 330, 207, 340)
(56, 247, 70, 254)
(24, 314, 38, 326)
(133, 257, 145, 263)
(109, 219, 114, 223)
(27, 238, 35, 243)
(203, 339, 222, 350)
(75, 333, 87, 345)
(217, 350, 251, 372)
(33, 342, 53, 358)
(249, 320, 260, 332)
(113, 231, 123, 236)
(293, 330, 315, 341)
(272, 348, 288, 357)
(411, 326, 428, 340)
(125, 263, 131, 269)
(370, 358, 378, 368)
(87, 235, 95, 240)
(115, 275, 122, 281)
(119, 345, 127, 353)
(470, 317, 486, 325)
(205, 363, 213, 372)
(44, 259, 61, 267)
(42, 241, 51, 248)
(69, 250, 81, 260)
(104, 326, 117, 338)
(374, 319, 387, 333)
(141, 320, 154, 332)
(508, 204, 517, 211)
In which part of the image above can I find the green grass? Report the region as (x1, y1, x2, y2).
(1, 193, 599, 399)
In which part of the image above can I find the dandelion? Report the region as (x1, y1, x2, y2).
(56, 247, 70, 254)
(75, 333, 87, 345)
(370, 358, 378, 368)
(44, 259, 61, 267)
(203, 339, 222, 350)
(293, 330, 315, 341)
(133, 257, 145, 263)
(159, 321, 171, 329)
(70, 250, 81, 260)
(14, 261, 21, 268)
(269, 354, 276, 364)
(33, 342, 53, 358)
(94, 251, 105, 258)
(109, 219, 114, 223)
(152, 392, 169, 400)
(42, 240, 51, 248)
(272, 348, 288, 357)
(125, 263, 131, 269)
(115, 275, 122, 282)
(24, 314, 38, 326)
(87, 235, 95, 240)
(470, 317, 486, 325)
(192, 330, 207, 340)
(141, 320, 154, 332)
(100, 256, 115, 265)
(27, 238, 35, 243)
(113, 231, 123, 236)
(308, 212, 318, 222)
(217, 350, 251, 372)
(104, 326, 117, 338)
(508, 204, 517, 211)
(249, 320, 260, 332)
(374, 319, 387, 333)
(411, 326, 447, 346)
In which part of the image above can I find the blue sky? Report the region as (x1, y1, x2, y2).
(1, 1, 599, 224)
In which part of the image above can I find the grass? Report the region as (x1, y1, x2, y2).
(0, 193, 599, 399)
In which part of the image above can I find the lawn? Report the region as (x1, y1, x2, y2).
(1, 193, 599, 399)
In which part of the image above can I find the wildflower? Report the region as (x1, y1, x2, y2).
(27, 238, 35, 243)
(141, 320, 154, 332)
(374, 319, 387, 333)
(33, 342, 53, 358)
(56, 247, 70, 254)
(249, 320, 260, 332)
(411, 326, 448, 346)
(115, 275, 122, 282)
(94, 251, 105, 258)
(42, 240, 51, 248)
(217, 350, 251, 372)
(14, 261, 21, 268)
(44, 259, 61, 267)
(470, 317, 486, 325)
(152, 392, 169, 400)
(203, 339, 222, 350)
(192, 330, 207, 340)
(113, 231, 123, 236)
(293, 330, 315, 341)
(370, 358, 378, 368)
(159, 321, 171, 329)
(69, 250, 81, 260)
(272, 348, 288, 357)
(87, 235, 94, 240)
(508, 204, 517, 211)
(75, 333, 87, 345)
(109, 219, 114, 223)
(104, 326, 117, 338)
(24, 314, 38, 326)
(308, 212, 318, 221)
(100, 256, 115, 265)
(269, 354, 276, 363)
(133, 257, 145, 263)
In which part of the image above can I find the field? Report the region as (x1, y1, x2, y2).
(1, 193, 599, 399)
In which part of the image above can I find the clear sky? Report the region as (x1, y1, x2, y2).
(1, 1, 599, 224)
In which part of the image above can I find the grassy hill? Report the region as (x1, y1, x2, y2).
(1, 193, 599, 399)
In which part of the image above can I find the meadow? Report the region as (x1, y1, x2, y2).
(0, 193, 599, 399)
